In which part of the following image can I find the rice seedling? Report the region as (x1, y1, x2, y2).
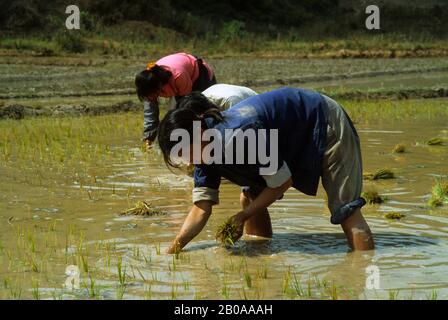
(215, 219, 241, 246)
(244, 271, 252, 288)
(129, 265, 137, 279)
(143, 252, 151, 264)
(291, 274, 305, 298)
(392, 143, 406, 153)
(28, 255, 39, 273)
(426, 290, 438, 300)
(221, 277, 230, 299)
(237, 258, 248, 274)
(119, 201, 166, 216)
(117, 256, 127, 287)
(257, 263, 268, 279)
(428, 179, 448, 207)
(388, 289, 400, 300)
(384, 212, 406, 220)
(134, 266, 146, 282)
(327, 281, 338, 300)
(151, 272, 159, 282)
(9, 286, 22, 299)
(362, 188, 386, 204)
(171, 283, 178, 300)
(31, 279, 40, 300)
(169, 255, 177, 271)
(115, 285, 125, 300)
(281, 267, 291, 295)
(78, 251, 89, 273)
(181, 276, 190, 292)
(85, 274, 100, 298)
(306, 276, 313, 298)
(364, 168, 395, 180)
(239, 286, 249, 300)
(133, 245, 140, 258)
(426, 137, 444, 146)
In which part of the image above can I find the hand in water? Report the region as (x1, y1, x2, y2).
(144, 139, 153, 151)
(227, 213, 245, 242)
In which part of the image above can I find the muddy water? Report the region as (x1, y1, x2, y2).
(0, 112, 447, 299)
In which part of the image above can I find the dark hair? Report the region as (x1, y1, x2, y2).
(135, 65, 172, 101)
(158, 92, 224, 169)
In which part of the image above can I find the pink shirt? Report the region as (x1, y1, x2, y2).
(156, 53, 214, 97)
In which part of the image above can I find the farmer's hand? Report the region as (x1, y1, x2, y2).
(228, 213, 245, 242)
(166, 239, 181, 254)
(165, 201, 213, 254)
(144, 139, 153, 151)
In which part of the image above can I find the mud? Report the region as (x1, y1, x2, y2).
(0, 101, 140, 119)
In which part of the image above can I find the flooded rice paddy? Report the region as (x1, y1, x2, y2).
(0, 98, 447, 300)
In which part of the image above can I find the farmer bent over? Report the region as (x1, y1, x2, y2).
(157, 87, 375, 253)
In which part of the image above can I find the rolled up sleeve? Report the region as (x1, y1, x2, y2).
(142, 100, 159, 141)
(192, 187, 219, 204)
(193, 165, 221, 205)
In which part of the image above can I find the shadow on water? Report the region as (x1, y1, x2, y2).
(217, 232, 439, 257)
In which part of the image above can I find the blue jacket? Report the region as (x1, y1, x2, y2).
(194, 87, 328, 199)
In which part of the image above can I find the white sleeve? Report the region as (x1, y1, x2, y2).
(192, 187, 219, 204)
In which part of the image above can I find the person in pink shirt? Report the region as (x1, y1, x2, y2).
(135, 53, 217, 146)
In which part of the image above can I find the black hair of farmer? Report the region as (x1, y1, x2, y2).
(158, 92, 224, 168)
(135, 65, 172, 101)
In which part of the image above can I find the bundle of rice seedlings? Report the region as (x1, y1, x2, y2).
(362, 188, 385, 204)
(428, 179, 448, 207)
(384, 212, 405, 220)
(426, 137, 444, 146)
(215, 219, 241, 246)
(392, 143, 406, 153)
(364, 168, 395, 180)
(120, 201, 166, 216)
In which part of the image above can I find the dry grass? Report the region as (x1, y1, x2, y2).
(384, 212, 406, 220)
(362, 188, 386, 204)
(364, 168, 395, 180)
(120, 201, 166, 216)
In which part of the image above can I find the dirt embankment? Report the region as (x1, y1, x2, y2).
(1, 88, 446, 121)
(331, 88, 448, 101)
(0, 101, 140, 120)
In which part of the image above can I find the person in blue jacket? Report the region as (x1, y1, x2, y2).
(157, 87, 374, 253)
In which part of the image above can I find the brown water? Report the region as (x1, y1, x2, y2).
(0, 111, 447, 299)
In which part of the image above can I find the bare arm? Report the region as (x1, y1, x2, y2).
(166, 200, 213, 254)
(341, 209, 374, 250)
(231, 178, 293, 234)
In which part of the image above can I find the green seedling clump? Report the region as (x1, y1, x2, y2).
(364, 168, 395, 180)
(362, 189, 385, 204)
(216, 219, 240, 246)
(428, 180, 448, 207)
(392, 144, 406, 153)
(426, 137, 444, 146)
(384, 212, 406, 220)
(120, 201, 166, 216)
